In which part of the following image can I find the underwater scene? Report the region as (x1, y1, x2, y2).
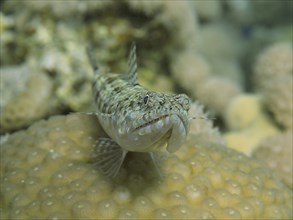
(0, 0, 292, 219)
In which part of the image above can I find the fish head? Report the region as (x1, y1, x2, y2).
(114, 91, 191, 152)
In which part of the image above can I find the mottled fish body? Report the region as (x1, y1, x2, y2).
(91, 43, 191, 177)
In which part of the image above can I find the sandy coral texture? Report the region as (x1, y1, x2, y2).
(1, 114, 292, 219)
(253, 132, 293, 189)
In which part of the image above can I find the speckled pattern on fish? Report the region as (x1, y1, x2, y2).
(90, 43, 191, 177)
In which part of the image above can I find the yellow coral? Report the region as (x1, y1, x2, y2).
(1, 114, 292, 219)
(224, 94, 279, 155)
(253, 132, 293, 189)
(225, 94, 262, 130)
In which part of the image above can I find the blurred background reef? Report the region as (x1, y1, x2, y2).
(0, 0, 292, 219)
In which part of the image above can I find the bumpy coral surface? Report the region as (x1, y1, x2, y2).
(38, 43, 94, 111)
(0, 67, 58, 132)
(225, 94, 263, 131)
(171, 51, 211, 92)
(195, 77, 242, 116)
(255, 42, 292, 80)
(170, 23, 244, 117)
(188, 102, 224, 147)
(1, 114, 292, 219)
(223, 94, 279, 155)
(254, 42, 293, 129)
(0, 64, 30, 111)
(253, 132, 293, 189)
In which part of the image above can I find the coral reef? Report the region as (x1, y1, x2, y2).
(254, 42, 293, 129)
(226, 0, 292, 25)
(128, 0, 198, 50)
(170, 21, 246, 116)
(191, 0, 222, 21)
(0, 65, 58, 133)
(0, 11, 19, 65)
(252, 132, 293, 189)
(197, 22, 244, 61)
(171, 51, 211, 91)
(195, 21, 246, 86)
(36, 40, 95, 112)
(1, 2, 292, 219)
(1, 0, 199, 129)
(20, 0, 114, 18)
(170, 50, 242, 116)
(195, 77, 242, 116)
(254, 42, 292, 80)
(223, 94, 279, 155)
(225, 94, 262, 131)
(138, 68, 174, 93)
(0, 64, 30, 111)
(1, 114, 292, 219)
(188, 102, 224, 147)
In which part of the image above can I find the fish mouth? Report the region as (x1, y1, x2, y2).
(133, 114, 169, 131)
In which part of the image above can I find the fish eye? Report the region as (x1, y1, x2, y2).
(143, 95, 149, 104)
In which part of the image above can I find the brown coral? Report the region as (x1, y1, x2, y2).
(1, 114, 292, 219)
(252, 132, 293, 189)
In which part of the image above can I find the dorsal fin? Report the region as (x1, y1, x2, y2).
(123, 42, 138, 84)
(86, 46, 99, 74)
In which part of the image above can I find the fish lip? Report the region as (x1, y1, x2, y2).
(132, 114, 169, 131)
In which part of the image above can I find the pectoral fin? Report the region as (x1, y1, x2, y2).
(92, 138, 127, 177)
(149, 152, 168, 178)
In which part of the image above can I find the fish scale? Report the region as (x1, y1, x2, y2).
(89, 42, 191, 177)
